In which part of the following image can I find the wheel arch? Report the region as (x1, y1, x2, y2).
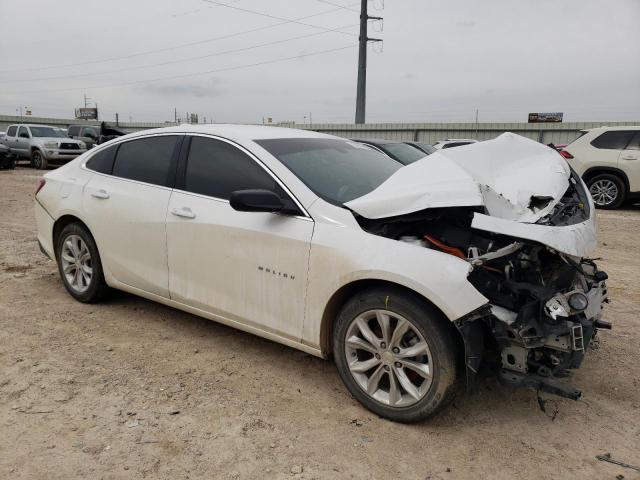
(319, 279, 465, 360)
(582, 166, 630, 192)
(52, 214, 94, 260)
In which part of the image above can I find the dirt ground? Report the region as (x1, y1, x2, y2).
(1, 166, 639, 480)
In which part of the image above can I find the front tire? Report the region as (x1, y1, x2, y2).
(55, 223, 109, 302)
(333, 288, 460, 423)
(587, 173, 626, 209)
(31, 150, 48, 170)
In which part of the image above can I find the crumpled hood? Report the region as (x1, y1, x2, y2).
(347, 133, 569, 222)
(346, 133, 597, 257)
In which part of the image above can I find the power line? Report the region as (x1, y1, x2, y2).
(0, 25, 358, 84)
(316, 0, 360, 13)
(0, 2, 359, 74)
(7, 45, 357, 95)
(200, 0, 358, 36)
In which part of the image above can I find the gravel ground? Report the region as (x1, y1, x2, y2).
(1, 167, 639, 480)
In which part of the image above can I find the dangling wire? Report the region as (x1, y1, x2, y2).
(371, 0, 384, 11)
(372, 40, 384, 54)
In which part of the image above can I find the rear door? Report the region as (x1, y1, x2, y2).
(620, 131, 640, 192)
(588, 130, 635, 169)
(16, 126, 31, 157)
(82, 134, 183, 297)
(166, 135, 314, 340)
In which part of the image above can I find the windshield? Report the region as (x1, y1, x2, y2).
(30, 126, 65, 138)
(418, 143, 437, 154)
(380, 143, 427, 165)
(255, 138, 402, 205)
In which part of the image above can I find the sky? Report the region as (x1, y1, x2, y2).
(0, 0, 638, 124)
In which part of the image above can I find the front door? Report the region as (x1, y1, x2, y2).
(166, 135, 313, 340)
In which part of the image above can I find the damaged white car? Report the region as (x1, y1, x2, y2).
(34, 126, 609, 422)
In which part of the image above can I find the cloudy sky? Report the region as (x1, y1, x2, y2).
(0, 0, 638, 124)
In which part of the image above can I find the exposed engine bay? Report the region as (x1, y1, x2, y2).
(355, 172, 609, 400)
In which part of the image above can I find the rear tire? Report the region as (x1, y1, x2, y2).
(31, 150, 48, 170)
(55, 223, 109, 303)
(333, 287, 460, 423)
(586, 173, 626, 209)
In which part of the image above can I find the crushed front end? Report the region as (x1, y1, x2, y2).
(355, 170, 609, 400)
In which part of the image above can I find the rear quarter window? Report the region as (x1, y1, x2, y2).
(86, 145, 118, 174)
(590, 131, 635, 150)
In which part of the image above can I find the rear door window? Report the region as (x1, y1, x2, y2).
(590, 131, 635, 150)
(7, 126, 17, 137)
(625, 132, 640, 151)
(112, 135, 180, 187)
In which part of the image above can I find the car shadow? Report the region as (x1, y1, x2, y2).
(96, 288, 580, 425)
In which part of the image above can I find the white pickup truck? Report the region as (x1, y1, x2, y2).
(4, 124, 86, 169)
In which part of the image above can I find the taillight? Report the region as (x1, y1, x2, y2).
(559, 150, 574, 159)
(35, 179, 46, 196)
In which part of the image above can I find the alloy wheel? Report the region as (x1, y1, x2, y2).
(60, 234, 93, 293)
(344, 309, 433, 407)
(589, 179, 618, 206)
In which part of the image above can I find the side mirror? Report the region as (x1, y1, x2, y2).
(230, 189, 285, 213)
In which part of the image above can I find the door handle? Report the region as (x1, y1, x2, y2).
(90, 189, 110, 199)
(621, 155, 638, 161)
(171, 207, 196, 219)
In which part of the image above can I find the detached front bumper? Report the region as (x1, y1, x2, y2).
(458, 260, 609, 400)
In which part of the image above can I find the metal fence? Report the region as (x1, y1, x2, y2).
(1, 114, 638, 145)
(292, 121, 640, 145)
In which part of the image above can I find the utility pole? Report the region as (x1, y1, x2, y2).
(115, 113, 119, 126)
(355, 0, 382, 124)
(475, 108, 479, 137)
(174, 107, 178, 125)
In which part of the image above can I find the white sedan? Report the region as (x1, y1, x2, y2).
(34, 125, 609, 422)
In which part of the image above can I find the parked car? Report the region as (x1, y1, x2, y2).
(4, 124, 86, 169)
(34, 126, 608, 422)
(68, 122, 129, 149)
(404, 141, 437, 156)
(559, 126, 640, 209)
(0, 143, 16, 169)
(350, 138, 430, 165)
(433, 138, 479, 150)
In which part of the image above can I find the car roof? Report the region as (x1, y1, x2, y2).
(9, 123, 59, 129)
(436, 138, 477, 143)
(125, 124, 334, 142)
(350, 138, 404, 146)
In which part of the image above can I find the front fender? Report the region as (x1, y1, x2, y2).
(302, 217, 488, 348)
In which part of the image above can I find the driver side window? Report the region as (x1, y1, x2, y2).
(183, 136, 288, 201)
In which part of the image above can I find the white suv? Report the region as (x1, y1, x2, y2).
(34, 126, 609, 422)
(560, 126, 640, 209)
